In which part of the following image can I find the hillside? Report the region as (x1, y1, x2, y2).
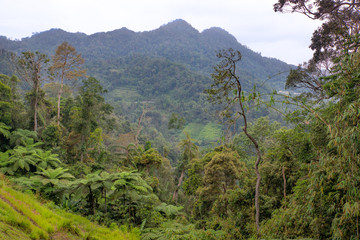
(0, 19, 294, 147)
(0, 175, 139, 240)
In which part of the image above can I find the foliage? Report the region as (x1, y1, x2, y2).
(0, 144, 38, 176)
(276, 0, 360, 103)
(274, 0, 359, 65)
(0, 75, 25, 133)
(51, 41, 86, 125)
(2, 14, 360, 240)
(154, 203, 183, 219)
(1, 21, 293, 151)
(196, 148, 246, 217)
(141, 221, 227, 240)
(168, 113, 186, 130)
(260, 51, 360, 239)
(205, 48, 263, 235)
(67, 77, 113, 162)
(14, 51, 50, 131)
(9, 129, 38, 147)
(0, 122, 11, 139)
(40, 124, 62, 148)
(0, 175, 139, 240)
(134, 147, 163, 174)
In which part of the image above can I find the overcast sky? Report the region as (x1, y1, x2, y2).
(0, 0, 321, 65)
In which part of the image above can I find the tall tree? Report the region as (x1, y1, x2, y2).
(274, 0, 359, 61)
(15, 51, 49, 131)
(260, 48, 360, 239)
(0, 74, 24, 129)
(51, 42, 86, 126)
(172, 131, 198, 203)
(198, 147, 245, 216)
(205, 48, 262, 237)
(70, 77, 113, 162)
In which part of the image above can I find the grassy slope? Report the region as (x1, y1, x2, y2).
(182, 123, 222, 145)
(0, 175, 139, 240)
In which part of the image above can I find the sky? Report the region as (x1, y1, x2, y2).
(0, 0, 321, 65)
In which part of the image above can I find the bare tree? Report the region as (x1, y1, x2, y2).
(51, 42, 86, 125)
(15, 51, 49, 131)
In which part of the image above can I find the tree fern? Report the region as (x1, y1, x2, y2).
(154, 203, 183, 218)
(0, 122, 11, 139)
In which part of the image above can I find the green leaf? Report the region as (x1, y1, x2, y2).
(18, 159, 25, 169)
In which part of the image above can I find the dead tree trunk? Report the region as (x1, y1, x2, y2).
(282, 166, 287, 203)
(135, 105, 147, 146)
(57, 72, 64, 126)
(235, 75, 262, 238)
(172, 169, 185, 203)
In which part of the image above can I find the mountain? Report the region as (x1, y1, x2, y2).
(0, 19, 293, 84)
(0, 19, 294, 146)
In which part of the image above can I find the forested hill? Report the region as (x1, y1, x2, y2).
(0, 19, 294, 147)
(0, 19, 293, 89)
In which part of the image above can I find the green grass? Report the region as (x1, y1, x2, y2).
(108, 88, 142, 103)
(198, 123, 222, 142)
(0, 221, 31, 240)
(0, 175, 139, 240)
(182, 123, 205, 140)
(181, 122, 222, 145)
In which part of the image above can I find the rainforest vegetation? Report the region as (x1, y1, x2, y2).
(0, 0, 359, 239)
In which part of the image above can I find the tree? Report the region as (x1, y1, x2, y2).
(110, 170, 154, 225)
(0, 75, 25, 130)
(33, 149, 62, 170)
(0, 122, 11, 139)
(262, 49, 360, 239)
(168, 113, 186, 130)
(31, 167, 74, 201)
(0, 144, 38, 176)
(111, 171, 152, 196)
(69, 170, 152, 218)
(0, 78, 13, 127)
(261, 127, 312, 206)
(205, 48, 262, 236)
(51, 42, 86, 126)
(9, 129, 38, 147)
(69, 171, 105, 215)
(70, 77, 113, 162)
(134, 145, 163, 175)
(285, 66, 326, 98)
(274, 0, 360, 97)
(14, 51, 50, 131)
(172, 131, 198, 202)
(274, 0, 359, 62)
(198, 148, 246, 216)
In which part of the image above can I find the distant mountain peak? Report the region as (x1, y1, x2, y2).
(107, 27, 134, 34)
(202, 27, 230, 35)
(31, 28, 67, 36)
(159, 19, 199, 34)
(169, 19, 190, 25)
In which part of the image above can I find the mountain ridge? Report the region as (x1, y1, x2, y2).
(0, 19, 294, 93)
(0, 19, 289, 63)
